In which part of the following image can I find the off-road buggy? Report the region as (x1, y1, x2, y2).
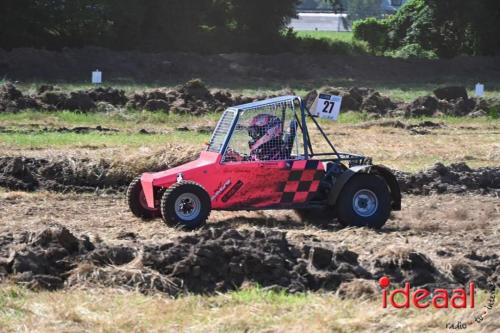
(127, 95, 401, 229)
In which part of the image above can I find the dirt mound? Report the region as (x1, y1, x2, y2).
(2, 80, 498, 117)
(1, 226, 497, 294)
(0, 156, 118, 192)
(361, 92, 397, 115)
(406, 94, 499, 117)
(369, 248, 443, 286)
(406, 96, 439, 117)
(396, 162, 500, 195)
(0, 147, 199, 193)
(2, 227, 94, 290)
(0, 80, 251, 114)
(304, 85, 498, 118)
(434, 86, 468, 101)
(0, 82, 39, 112)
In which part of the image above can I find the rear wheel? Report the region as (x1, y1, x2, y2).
(127, 177, 159, 219)
(161, 181, 211, 230)
(335, 174, 391, 229)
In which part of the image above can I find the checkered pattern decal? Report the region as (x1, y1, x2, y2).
(277, 160, 324, 203)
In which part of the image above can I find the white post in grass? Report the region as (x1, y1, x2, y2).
(92, 70, 102, 85)
(475, 83, 484, 97)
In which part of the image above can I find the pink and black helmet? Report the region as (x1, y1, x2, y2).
(248, 114, 282, 147)
(248, 114, 283, 159)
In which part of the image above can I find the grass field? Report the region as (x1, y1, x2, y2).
(295, 31, 354, 42)
(0, 285, 498, 332)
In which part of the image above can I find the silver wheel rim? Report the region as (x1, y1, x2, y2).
(352, 189, 378, 217)
(174, 193, 201, 221)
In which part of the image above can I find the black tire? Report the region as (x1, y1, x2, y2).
(161, 181, 211, 230)
(335, 173, 391, 229)
(294, 207, 336, 226)
(127, 176, 159, 220)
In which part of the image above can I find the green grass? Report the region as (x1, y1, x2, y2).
(295, 31, 354, 43)
(0, 131, 208, 149)
(0, 108, 497, 151)
(377, 85, 500, 102)
(0, 110, 221, 129)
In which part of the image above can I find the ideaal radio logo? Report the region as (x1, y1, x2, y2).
(378, 276, 496, 330)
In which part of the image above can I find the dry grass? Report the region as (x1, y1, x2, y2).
(0, 285, 498, 333)
(1, 115, 499, 172)
(311, 118, 500, 171)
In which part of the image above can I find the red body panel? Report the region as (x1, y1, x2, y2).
(141, 151, 325, 210)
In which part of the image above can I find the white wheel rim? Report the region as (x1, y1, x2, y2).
(352, 189, 378, 217)
(174, 193, 201, 221)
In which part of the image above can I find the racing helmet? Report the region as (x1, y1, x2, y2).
(248, 114, 283, 152)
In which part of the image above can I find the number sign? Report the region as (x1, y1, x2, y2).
(314, 93, 342, 120)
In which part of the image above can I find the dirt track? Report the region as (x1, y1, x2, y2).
(0, 191, 498, 295)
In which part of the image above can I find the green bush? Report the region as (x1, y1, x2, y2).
(387, 43, 438, 59)
(488, 106, 500, 119)
(352, 17, 389, 53)
(284, 30, 368, 55)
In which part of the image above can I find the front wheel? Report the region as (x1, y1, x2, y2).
(335, 174, 391, 229)
(127, 176, 159, 220)
(161, 181, 211, 230)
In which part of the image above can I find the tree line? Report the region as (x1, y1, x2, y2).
(0, 0, 299, 53)
(1, 0, 500, 58)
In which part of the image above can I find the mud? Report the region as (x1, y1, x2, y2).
(1, 156, 498, 196)
(396, 162, 500, 196)
(0, 226, 497, 295)
(0, 125, 119, 135)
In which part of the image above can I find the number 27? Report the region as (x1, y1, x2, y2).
(322, 100, 335, 114)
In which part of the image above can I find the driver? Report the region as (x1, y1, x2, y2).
(225, 113, 284, 161)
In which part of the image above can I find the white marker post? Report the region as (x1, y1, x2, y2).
(314, 93, 343, 121)
(92, 70, 102, 85)
(475, 83, 484, 97)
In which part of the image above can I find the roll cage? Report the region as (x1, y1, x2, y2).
(207, 95, 370, 167)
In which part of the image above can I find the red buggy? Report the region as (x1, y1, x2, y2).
(127, 95, 401, 229)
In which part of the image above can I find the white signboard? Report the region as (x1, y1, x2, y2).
(92, 70, 102, 84)
(475, 83, 484, 97)
(314, 93, 342, 120)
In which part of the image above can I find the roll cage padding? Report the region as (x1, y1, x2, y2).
(328, 164, 402, 211)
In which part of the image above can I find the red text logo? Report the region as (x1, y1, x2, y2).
(379, 276, 475, 309)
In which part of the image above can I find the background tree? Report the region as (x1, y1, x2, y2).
(0, 0, 299, 53)
(353, 0, 500, 58)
